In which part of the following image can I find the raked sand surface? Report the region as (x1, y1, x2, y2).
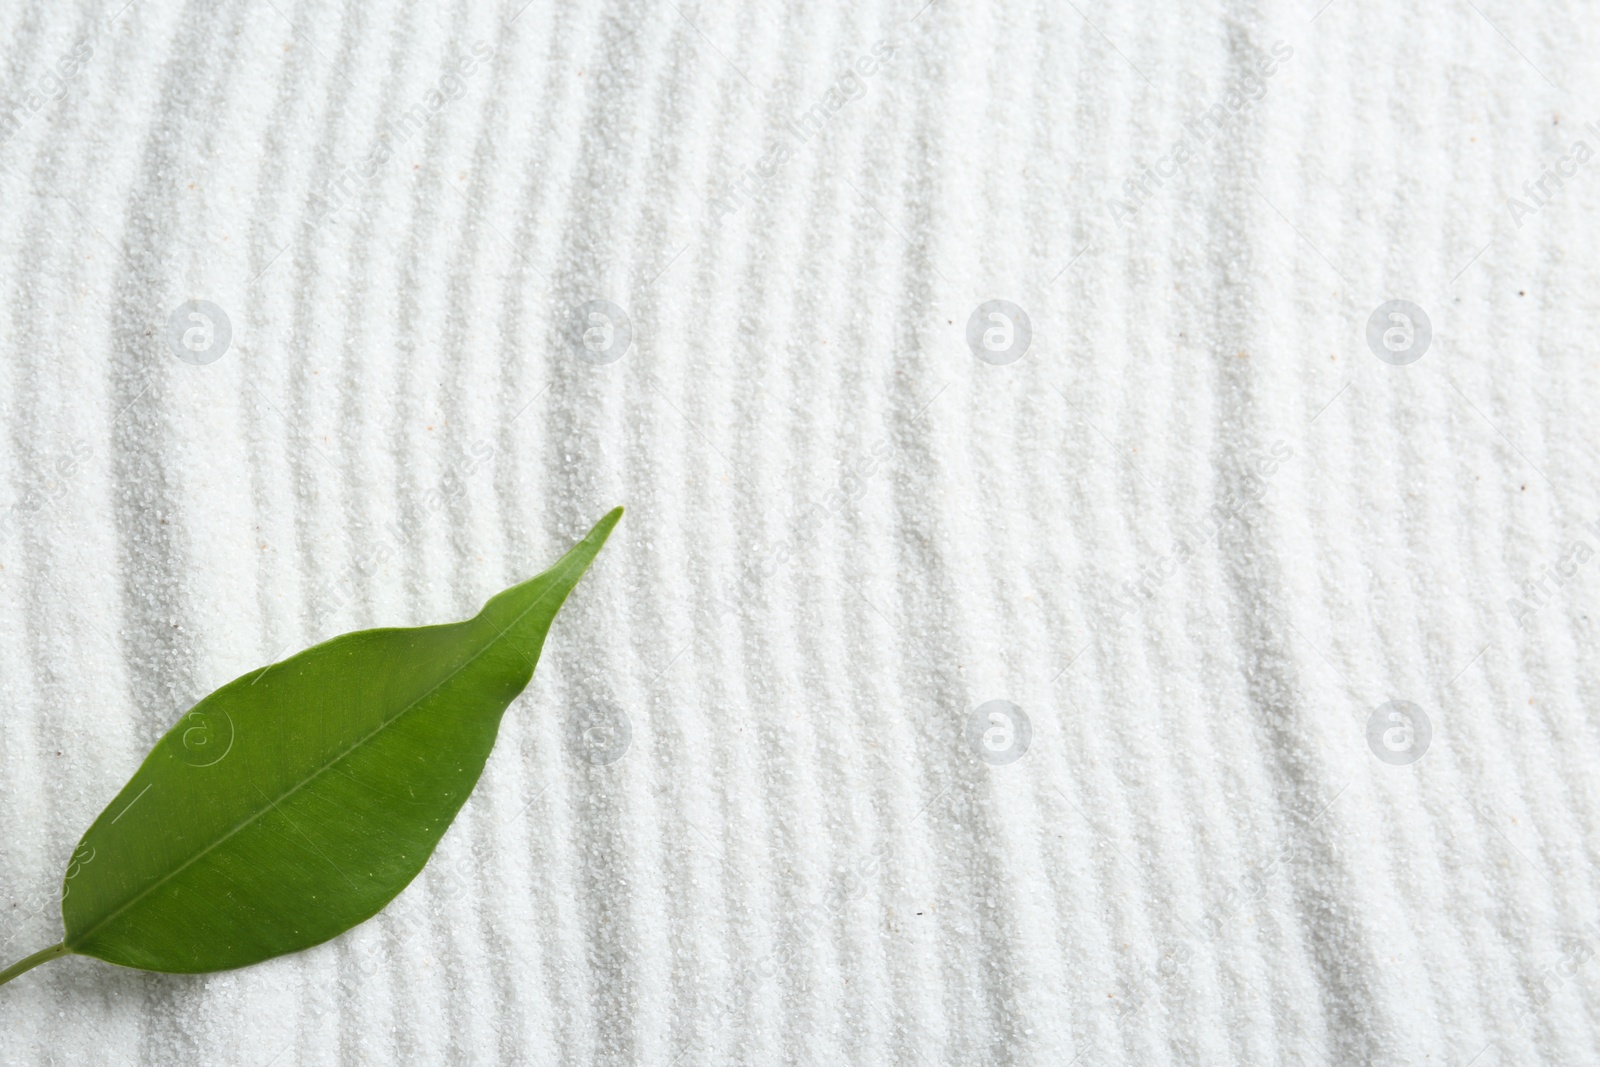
(1, 0, 1599, 1063)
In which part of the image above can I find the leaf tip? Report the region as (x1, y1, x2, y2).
(588, 505, 624, 546)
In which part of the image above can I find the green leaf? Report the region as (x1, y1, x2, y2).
(7, 507, 620, 983)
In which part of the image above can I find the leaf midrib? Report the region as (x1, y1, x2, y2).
(67, 551, 587, 952)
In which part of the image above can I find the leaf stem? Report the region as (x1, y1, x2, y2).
(0, 943, 68, 989)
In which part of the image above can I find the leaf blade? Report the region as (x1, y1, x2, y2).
(61, 507, 621, 972)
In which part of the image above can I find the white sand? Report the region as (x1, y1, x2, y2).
(0, 0, 1597, 1063)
